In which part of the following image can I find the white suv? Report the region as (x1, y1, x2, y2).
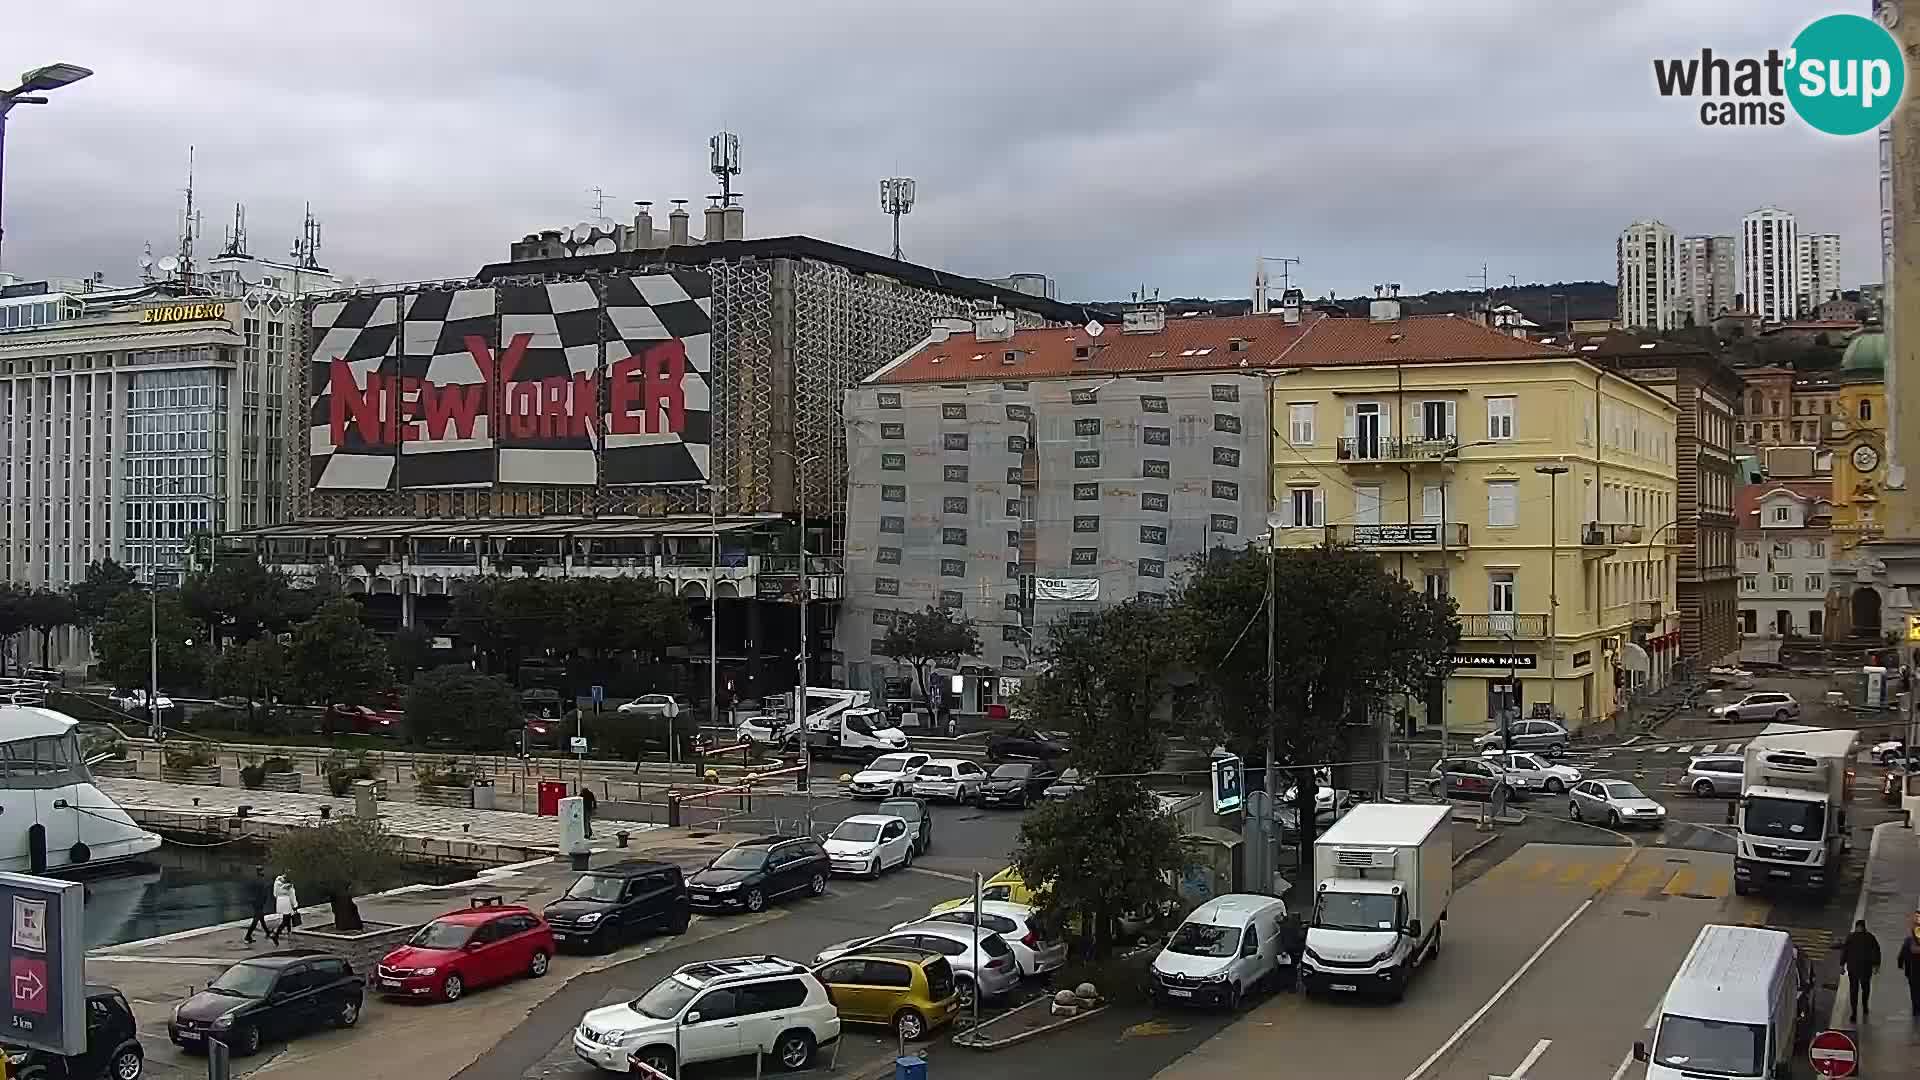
(573, 956, 839, 1075)
(1707, 691, 1799, 724)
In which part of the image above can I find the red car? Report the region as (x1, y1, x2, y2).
(374, 899, 554, 1002)
(328, 703, 403, 737)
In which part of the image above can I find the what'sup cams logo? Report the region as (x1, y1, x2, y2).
(1654, 12, 1905, 135)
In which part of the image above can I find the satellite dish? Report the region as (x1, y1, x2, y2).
(596, 217, 616, 233)
(575, 222, 593, 241)
(1085, 320, 1104, 337)
(1264, 511, 1288, 532)
(591, 237, 617, 254)
(158, 256, 179, 273)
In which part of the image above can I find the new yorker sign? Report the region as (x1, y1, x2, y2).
(141, 303, 227, 325)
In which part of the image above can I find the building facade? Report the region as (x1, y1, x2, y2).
(1736, 481, 1835, 639)
(1740, 207, 1799, 324)
(1617, 221, 1679, 331)
(1796, 232, 1843, 315)
(1677, 234, 1736, 327)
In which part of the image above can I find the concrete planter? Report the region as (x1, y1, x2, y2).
(263, 771, 302, 793)
(325, 775, 388, 800)
(90, 759, 138, 779)
(160, 764, 223, 786)
(416, 784, 472, 808)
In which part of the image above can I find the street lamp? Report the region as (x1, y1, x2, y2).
(0, 62, 93, 270)
(1535, 464, 1569, 731)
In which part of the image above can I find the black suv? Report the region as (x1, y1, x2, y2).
(544, 860, 690, 952)
(686, 836, 832, 914)
(167, 951, 363, 1056)
(6, 985, 143, 1080)
(979, 762, 1057, 808)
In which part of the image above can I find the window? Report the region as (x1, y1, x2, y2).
(1741, 541, 1759, 558)
(1071, 388, 1098, 405)
(1139, 558, 1166, 578)
(1424, 572, 1448, 599)
(740, 980, 811, 1013)
(1141, 492, 1169, 512)
(875, 578, 900, 596)
(1005, 404, 1031, 422)
(1809, 539, 1825, 557)
(1486, 480, 1518, 527)
(1805, 574, 1823, 592)
(1772, 541, 1792, 558)
(881, 453, 905, 471)
(942, 495, 969, 514)
(880, 423, 904, 440)
(1288, 403, 1315, 446)
(1210, 514, 1239, 533)
(1139, 525, 1167, 545)
(1211, 383, 1239, 402)
(1214, 413, 1241, 434)
(691, 989, 739, 1021)
(1774, 574, 1792, 591)
(1142, 459, 1171, 479)
(1771, 505, 1789, 523)
(942, 528, 967, 546)
(1213, 446, 1241, 467)
(939, 590, 964, 609)
(1288, 487, 1323, 527)
(1741, 574, 1757, 590)
(940, 559, 965, 578)
(1211, 480, 1238, 500)
(944, 433, 969, 451)
(1421, 400, 1455, 441)
(1007, 435, 1029, 453)
(1074, 450, 1101, 469)
(944, 465, 968, 483)
(1486, 396, 1515, 440)
(1770, 399, 1780, 415)
(876, 392, 902, 410)
(1073, 484, 1099, 501)
(1143, 426, 1170, 446)
(1354, 485, 1381, 526)
(943, 403, 967, 420)
(1421, 484, 1447, 524)
(881, 485, 906, 503)
(1073, 515, 1100, 532)
(1071, 548, 1098, 566)
(1075, 418, 1102, 437)
(1489, 570, 1516, 615)
(1860, 398, 1873, 421)
(1141, 395, 1168, 414)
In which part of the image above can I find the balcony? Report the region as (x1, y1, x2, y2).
(1580, 521, 1642, 557)
(1326, 522, 1470, 551)
(1632, 599, 1663, 626)
(1457, 613, 1549, 639)
(1335, 435, 1460, 465)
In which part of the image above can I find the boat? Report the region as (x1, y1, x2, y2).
(0, 703, 162, 872)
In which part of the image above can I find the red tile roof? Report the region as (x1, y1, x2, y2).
(1735, 480, 1833, 524)
(874, 312, 1571, 384)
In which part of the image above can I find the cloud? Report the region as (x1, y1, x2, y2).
(0, 0, 1878, 301)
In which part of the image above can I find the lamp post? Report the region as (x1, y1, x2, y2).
(1535, 464, 1569, 731)
(706, 482, 722, 738)
(0, 62, 93, 270)
(1433, 437, 1500, 757)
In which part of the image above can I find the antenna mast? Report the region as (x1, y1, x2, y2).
(709, 131, 741, 207)
(879, 177, 916, 261)
(1259, 255, 1301, 294)
(290, 203, 323, 270)
(222, 203, 248, 258)
(176, 147, 202, 289)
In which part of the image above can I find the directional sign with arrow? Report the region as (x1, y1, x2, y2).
(0, 873, 84, 1055)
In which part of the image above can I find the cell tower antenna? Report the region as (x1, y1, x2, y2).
(222, 203, 248, 258)
(1258, 255, 1301, 295)
(175, 146, 202, 288)
(709, 131, 741, 206)
(879, 177, 916, 261)
(290, 203, 324, 270)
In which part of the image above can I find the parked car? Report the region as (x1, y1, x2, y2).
(572, 956, 839, 1075)
(1471, 719, 1570, 755)
(846, 753, 931, 799)
(985, 725, 1069, 764)
(107, 689, 177, 721)
(930, 867, 1036, 914)
(686, 837, 830, 914)
(375, 900, 554, 1002)
(167, 951, 362, 1056)
(911, 759, 986, 803)
(1683, 755, 1746, 798)
(1149, 894, 1290, 1009)
(616, 694, 682, 718)
(10, 985, 143, 1080)
(1480, 750, 1582, 794)
(898, 901, 1067, 977)
(978, 762, 1057, 808)
(544, 861, 690, 950)
(1427, 757, 1513, 801)
(1280, 767, 1346, 815)
(813, 924, 1021, 1006)
(876, 797, 934, 854)
(812, 948, 960, 1042)
(823, 814, 915, 878)
(1872, 738, 1911, 766)
(1708, 692, 1799, 724)
(1568, 779, 1668, 829)
(1042, 768, 1090, 800)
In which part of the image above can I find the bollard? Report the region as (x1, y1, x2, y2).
(667, 793, 682, 827)
(236, 805, 250, 819)
(319, 805, 331, 820)
(616, 830, 631, 848)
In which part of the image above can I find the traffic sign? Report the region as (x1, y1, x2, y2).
(570, 736, 589, 755)
(0, 873, 83, 1054)
(1210, 754, 1244, 814)
(1809, 1029, 1858, 1077)
(590, 685, 605, 706)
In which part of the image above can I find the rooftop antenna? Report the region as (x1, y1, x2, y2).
(1258, 255, 1301, 295)
(138, 242, 156, 284)
(176, 147, 202, 288)
(709, 131, 741, 207)
(879, 177, 915, 261)
(587, 186, 613, 229)
(221, 203, 248, 258)
(290, 203, 323, 270)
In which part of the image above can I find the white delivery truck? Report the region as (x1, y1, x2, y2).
(1733, 724, 1857, 897)
(1300, 803, 1451, 1001)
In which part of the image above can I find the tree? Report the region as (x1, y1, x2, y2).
(18, 589, 76, 669)
(286, 600, 390, 720)
(0, 583, 29, 676)
(1176, 546, 1457, 890)
(876, 606, 983, 705)
(68, 559, 137, 628)
(209, 637, 289, 733)
(268, 816, 398, 931)
(384, 626, 438, 683)
(90, 589, 204, 693)
(180, 555, 300, 651)
(404, 665, 519, 747)
(1014, 779, 1183, 961)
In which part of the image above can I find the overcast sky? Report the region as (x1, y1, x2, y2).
(0, 0, 1880, 303)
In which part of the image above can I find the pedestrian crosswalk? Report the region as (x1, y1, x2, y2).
(1641, 741, 1746, 756)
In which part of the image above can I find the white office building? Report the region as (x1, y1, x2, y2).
(1617, 220, 1679, 331)
(1795, 232, 1843, 316)
(0, 253, 333, 669)
(1740, 207, 1799, 324)
(1676, 234, 1735, 327)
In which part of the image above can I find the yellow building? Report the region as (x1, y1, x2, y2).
(1269, 306, 1680, 736)
(1826, 331, 1890, 635)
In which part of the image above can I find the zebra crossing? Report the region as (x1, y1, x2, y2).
(1639, 741, 1747, 756)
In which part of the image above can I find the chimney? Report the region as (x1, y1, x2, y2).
(668, 200, 691, 246)
(722, 203, 745, 240)
(1368, 282, 1403, 323)
(1281, 287, 1304, 325)
(704, 197, 725, 244)
(632, 202, 654, 250)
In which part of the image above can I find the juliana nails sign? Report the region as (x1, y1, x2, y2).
(141, 302, 227, 325)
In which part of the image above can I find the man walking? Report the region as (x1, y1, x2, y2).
(1899, 928, 1920, 1014)
(242, 868, 271, 945)
(1841, 919, 1882, 1021)
(579, 784, 596, 839)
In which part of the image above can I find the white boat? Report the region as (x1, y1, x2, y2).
(0, 704, 162, 872)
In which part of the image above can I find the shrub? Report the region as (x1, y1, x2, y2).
(240, 757, 266, 789)
(269, 816, 398, 931)
(323, 750, 375, 796)
(80, 731, 128, 761)
(163, 746, 217, 771)
(413, 759, 475, 788)
(262, 755, 294, 774)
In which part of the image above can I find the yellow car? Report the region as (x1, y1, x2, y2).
(812, 949, 961, 1041)
(930, 867, 1035, 914)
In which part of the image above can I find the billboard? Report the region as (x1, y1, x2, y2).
(306, 272, 713, 490)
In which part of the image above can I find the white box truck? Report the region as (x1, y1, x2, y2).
(1734, 724, 1857, 897)
(1300, 803, 1451, 1001)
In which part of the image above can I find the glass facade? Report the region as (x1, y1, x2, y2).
(122, 368, 223, 576)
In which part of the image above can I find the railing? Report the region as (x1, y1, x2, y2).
(1456, 613, 1549, 639)
(1326, 522, 1469, 549)
(1335, 435, 1460, 462)
(1581, 522, 1644, 546)
(760, 555, 846, 575)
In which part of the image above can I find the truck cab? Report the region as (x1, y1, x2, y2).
(1733, 725, 1855, 896)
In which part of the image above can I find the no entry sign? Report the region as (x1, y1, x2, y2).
(1809, 1029, 1858, 1078)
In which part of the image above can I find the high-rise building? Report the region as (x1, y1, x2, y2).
(1676, 235, 1736, 326)
(1796, 232, 1843, 315)
(1616, 221, 1679, 330)
(1740, 207, 1799, 324)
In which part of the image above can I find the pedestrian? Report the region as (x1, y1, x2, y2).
(1899, 928, 1920, 1015)
(1278, 913, 1307, 992)
(242, 867, 271, 945)
(579, 784, 596, 838)
(1841, 919, 1881, 1021)
(267, 873, 300, 945)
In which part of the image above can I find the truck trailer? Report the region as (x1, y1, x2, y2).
(1301, 803, 1452, 1001)
(1734, 724, 1857, 896)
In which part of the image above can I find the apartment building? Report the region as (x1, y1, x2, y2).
(1617, 221, 1680, 331)
(1740, 207, 1799, 324)
(1736, 481, 1834, 639)
(1677, 235, 1736, 327)
(1266, 301, 1680, 735)
(1796, 232, 1843, 315)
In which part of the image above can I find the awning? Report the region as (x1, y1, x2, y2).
(1621, 642, 1651, 673)
(232, 515, 783, 541)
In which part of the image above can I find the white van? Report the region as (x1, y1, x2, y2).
(1148, 894, 1288, 1010)
(1634, 924, 1813, 1080)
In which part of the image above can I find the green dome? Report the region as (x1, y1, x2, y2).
(1843, 330, 1886, 373)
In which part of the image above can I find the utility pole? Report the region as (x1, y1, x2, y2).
(1536, 463, 1569, 731)
(709, 482, 721, 738)
(147, 575, 161, 743)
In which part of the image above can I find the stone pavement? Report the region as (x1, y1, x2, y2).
(1832, 820, 1920, 1074)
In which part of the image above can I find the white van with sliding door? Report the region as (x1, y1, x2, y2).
(1148, 894, 1288, 1011)
(1633, 924, 1813, 1080)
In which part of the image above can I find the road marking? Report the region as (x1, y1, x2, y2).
(1676, 744, 1695, 754)
(1623, 864, 1664, 892)
(1399, 899, 1597, 1080)
(1661, 867, 1696, 897)
(1557, 862, 1592, 885)
(1700, 744, 1718, 754)
(1489, 1039, 1552, 1080)
(903, 866, 974, 883)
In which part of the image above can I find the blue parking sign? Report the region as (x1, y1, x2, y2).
(1210, 754, 1243, 814)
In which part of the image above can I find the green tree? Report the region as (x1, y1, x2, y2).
(90, 589, 204, 693)
(286, 600, 390, 723)
(68, 559, 137, 628)
(876, 605, 983, 705)
(404, 665, 519, 747)
(268, 816, 398, 931)
(19, 589, 77, 670)
(1177, 546, 1457, 890)
(181, 555, 300, 650)
(1014, 779, 1183, 962)
(384, 626, 438, 683)
(0, 583, 30, 676)
(210, 637, 289, 733)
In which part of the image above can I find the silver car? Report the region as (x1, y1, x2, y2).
(1707, 691, 1798, 724)
(812, 922, 1022, 1003)
(1568, 779, 1667, 829)
(1682, 755, 1744, 797)
(1471, 719, 1570, 755)
(1480, 750, 1581, 794)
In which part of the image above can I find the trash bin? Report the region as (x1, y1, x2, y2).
(471, 780, 496, 811)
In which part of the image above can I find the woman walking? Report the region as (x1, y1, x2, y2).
(1898, 928, 1920, 1015)
(267, 873, 301, 945)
